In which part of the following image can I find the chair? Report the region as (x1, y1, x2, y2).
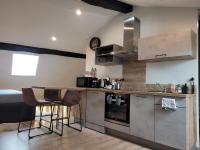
(18, 88, 53, 139)
(44, 89, 61, 102)
(44, 89, 62, 128)
(52, 90, 82, 136)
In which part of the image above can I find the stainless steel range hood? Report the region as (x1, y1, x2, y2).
(113, 16, 140, 58)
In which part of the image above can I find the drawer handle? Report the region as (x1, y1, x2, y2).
(155, 53, 167, 58)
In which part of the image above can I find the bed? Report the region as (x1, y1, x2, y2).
(0, 89, 35, 123)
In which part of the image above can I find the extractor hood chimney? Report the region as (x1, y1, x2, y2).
(113, 16, 140, 58)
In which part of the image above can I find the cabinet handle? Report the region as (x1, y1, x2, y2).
(136, 95, 147, 98)
(155, 53, 167, 58)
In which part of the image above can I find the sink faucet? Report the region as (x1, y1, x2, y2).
(156, 83, 167, 93)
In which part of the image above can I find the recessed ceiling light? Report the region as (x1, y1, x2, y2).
(51, 36, 57, 41)
(76, 9, 82, 16)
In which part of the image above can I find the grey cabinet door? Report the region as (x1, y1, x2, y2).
(130, 95, 155, 142)
(155, 96, 186, 150)
(86, 91, 105, 126)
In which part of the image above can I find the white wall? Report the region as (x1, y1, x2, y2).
(85, 14, 124, 79)
(86, 7, 198, 85)
(0, 50, 85, 90)
(86, 47, 123, 79)
(0, 0, 118, 90)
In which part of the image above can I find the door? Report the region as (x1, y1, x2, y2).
(138, 35, 165, 60)
(155, 96, 186, 150)
(161, 30, 193, 58)
(130, 95, 155, 142)
(138, 29, 195, 61)
(86, 91, 105, 126)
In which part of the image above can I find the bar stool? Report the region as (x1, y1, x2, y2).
(52, 90, 82, 136)
(18, 88, 53, 139)
(44, 89, 62, 128)
(44, 89, 62, 102)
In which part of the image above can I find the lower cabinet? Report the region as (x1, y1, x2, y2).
(130, 95, 155, 142)
(155, 96, 187, 150)
(86, 91, 105, 133)
(104, 121, 130, 134)
(85, 92, 193, 150)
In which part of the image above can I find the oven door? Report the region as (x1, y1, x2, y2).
(105, 93, 130, 126)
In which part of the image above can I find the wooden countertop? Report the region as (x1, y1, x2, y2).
(66, 87, 195, 98)
(33, 86, 194, 98)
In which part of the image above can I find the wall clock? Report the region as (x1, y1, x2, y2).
(89, 37, 101, 51)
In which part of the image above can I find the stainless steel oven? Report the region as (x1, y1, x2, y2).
(105, 93, 130, 126)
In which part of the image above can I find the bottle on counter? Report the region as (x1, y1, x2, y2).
(175, 84, 182, 93)
(187, 82, 192, 94)
(182, 83, 188, 94)
(91, 68, 97, 77)
(187, 77, 195, 94)
(111, 80, 117, 90)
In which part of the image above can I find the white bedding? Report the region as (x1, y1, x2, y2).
(0, 89, 22, 103)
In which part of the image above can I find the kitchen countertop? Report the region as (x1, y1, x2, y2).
(66, 87, 195, 98)
(32, 86, 194, 98)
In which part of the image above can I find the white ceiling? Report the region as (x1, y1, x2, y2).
(0, 0, 118, 53)
(120, 0, 200, 8)
(1, 0, 198, 55)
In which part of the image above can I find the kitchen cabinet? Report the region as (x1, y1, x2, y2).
(84, 89, 195, 149)
(86, 91, 105, 133)
(130, 95, 155, 142)
(104, 121, 130, 134)
(138, 29, 196, 61)
(95, 44, 122, 66)
(154, 96, 187, 150)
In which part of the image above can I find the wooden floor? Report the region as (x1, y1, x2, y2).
(0, 122, 151, 150)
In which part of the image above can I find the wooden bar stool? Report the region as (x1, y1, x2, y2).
(18, 88, 53, 139)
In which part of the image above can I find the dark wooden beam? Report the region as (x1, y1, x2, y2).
(0, 42, 86, 59)
(82, 0, 133, 14)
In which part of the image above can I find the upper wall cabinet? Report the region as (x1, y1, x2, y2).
(138, 29, 196, 62)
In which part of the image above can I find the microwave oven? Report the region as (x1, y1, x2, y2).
(76, 77, 99, 88)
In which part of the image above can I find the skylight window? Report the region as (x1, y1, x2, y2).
(11, 54, 39, 76)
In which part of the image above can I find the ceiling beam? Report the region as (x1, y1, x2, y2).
(0, 42, 86, 59)
(81, 0, 133, 14)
